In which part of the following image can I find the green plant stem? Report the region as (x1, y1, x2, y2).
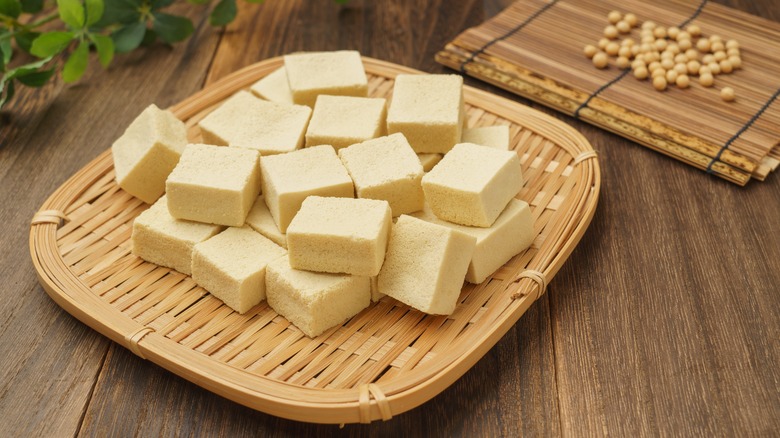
(0, 12, 60, 41)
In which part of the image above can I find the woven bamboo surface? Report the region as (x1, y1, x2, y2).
(29, 57, 600, 424)
(436, 0, 780, 186)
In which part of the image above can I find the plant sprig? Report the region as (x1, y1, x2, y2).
(0, 0, 346, 110)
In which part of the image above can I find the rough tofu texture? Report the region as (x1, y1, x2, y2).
(418, 153, 443, 172)
(166, 144, 261, 227)
(198, 90, 311, 155)
(305, 95, 387, 150)
(378, 215, 476, 315)
(250, 67, 293, 104)
(412, 199, 534, 283)
(260, 145, 354, 233)
(192, 226, 286, 314)
(387, 74, 464, 154)
(462, 125, 511, 150)
(131, 196, 222, 275)
(287, 196, 391, 276)
(266, 256, 370, 338)
(245, 195, 287, 248)
(422, 143, 523, 227)
(112, 104, 187, 204)
(284, 51, 368, 107)
(338, 133, 424, 216)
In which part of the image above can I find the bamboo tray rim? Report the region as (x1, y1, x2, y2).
(29, 56, 601, 424)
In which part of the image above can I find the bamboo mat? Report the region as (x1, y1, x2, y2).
(436, 0, 780, 185)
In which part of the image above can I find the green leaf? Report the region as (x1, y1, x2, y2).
(333, 0, 348, 4)
(0, 0, 22, 18)
(186, 0, 209, 5)
(58, 0, 86, 29)
(152, 13, 193, 44)
(62, 40, 89, 82)
(141, 28, 156, 46)
(85, 0, 104, 26)
(15, 68, 55, 86)
(243, 0, 263, 3)
(151, 0, 173, 8)
(90, 33, 113, 67)
(30, 31, 75, 58)
(94, 0, 140, 26)
(0, 79, 15, 108)
(209, 0, 236, 26)
(111, 21, 145, 52)
(0, 31, 11, 65)
(20, 0, 44, 13)
(14, 30, 40, 53)
(7, 56, 52, 76)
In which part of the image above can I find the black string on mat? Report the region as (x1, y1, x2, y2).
(572, 0, 710, 119)
(705, 87, 780, 174)
(459, 0, 561, 74)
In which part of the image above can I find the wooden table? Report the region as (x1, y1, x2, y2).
(2, 0, 778, 435)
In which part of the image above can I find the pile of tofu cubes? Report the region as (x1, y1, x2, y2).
(113, 51, 535, 338)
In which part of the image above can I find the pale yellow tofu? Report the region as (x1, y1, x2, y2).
(462, 125, 511, 150)
(245, 195, 287, 248)
(422, 143, 523, 227)
(112, 104, 187, 204)
(378, 215, 476, 315)
(260, 145, 354, 233)
(166, 144, 261, 227)
(131, 196, 223, 275)
(412, 199, 534, 283)
(338, 133, 424, 216)
(417, 153, 443, 172)
(266, 256, 370, 338)
(287, 196, 391, 276)
(284, 51, 368, 107)
(305, 95, 387, 150)
(250, 67, 294, 104)
(198, 90, 311, 156)
(192, 226, 286, 314)
(387, 74, 464, 154)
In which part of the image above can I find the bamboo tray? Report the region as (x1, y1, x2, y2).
(436, 0, 780, 186)
(29, 57, 600, 424)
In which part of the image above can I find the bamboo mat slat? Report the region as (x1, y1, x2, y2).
(436, 0, 780, 185)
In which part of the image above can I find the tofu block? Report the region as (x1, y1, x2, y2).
(418, 153, 443, 172)
(192, 226, 286, 314)
(266, 256, 370, 338)
(260, 145, 354, 233)
(462, 125, 511, 150)
(422, 143, 523, 227)
(338, 133, 424, 216)
(387, 74, 464, 154)
(370, 276, 384, 302)
(378, 215, 476, 315)
(112, 104, 187, 204)
(305, 95, 387, 150)
(250, 67, 293, 104)
(166, 144, 261, 227)
(412, 199, 534, 283)
(245, 195, 287, 248)
(198, 90, 311, 155)
(131, 196, 223, 275)
(284, 51, 368, 107)
(287, 196, 391, 276)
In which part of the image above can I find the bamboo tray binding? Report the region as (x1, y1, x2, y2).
(29, 57, 600, 424)
(436, 0, 780, 186)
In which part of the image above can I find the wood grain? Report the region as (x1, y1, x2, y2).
(2, 0, 779, 435)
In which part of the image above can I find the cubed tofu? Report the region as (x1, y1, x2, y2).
(421, 143, 523, 227)
(305, 95, 386, 150)
(287, 196, 391, 276)
(245, 195, 287, 248)
(378, 215, 476, 315)
(462, 125, 511, 150)
(266, 256, 370, 338)
(166, 144, 261, 227)
(198, 90, 311, 156)
(250, 67, 294, 104)
(260, 145, 354, 233)
(112, 104, 187, 204)
(338, 133, 424, 216)
(284, 51, 368, 107)
(192, 226, 286, 314)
